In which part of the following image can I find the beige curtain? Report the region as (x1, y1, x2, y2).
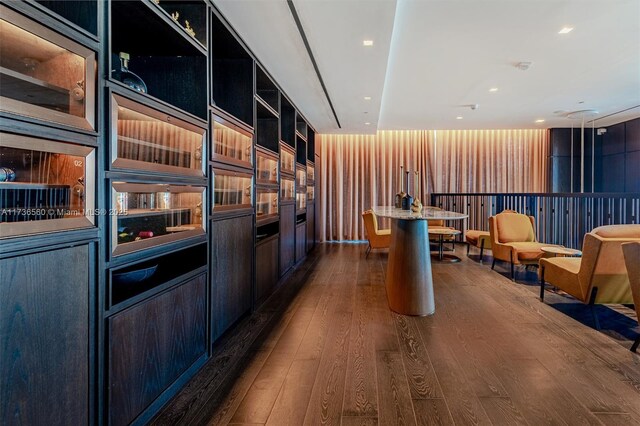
(318, 129, 549, 241)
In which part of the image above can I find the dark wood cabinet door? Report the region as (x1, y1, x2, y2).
(256, 235, 279, 305)
(280, 203, 295, 275)
(307, 204, 315, 253)
(1, 244, 91, 426)
(296, 222, 306, 262)
(108, 274, 207, 426)
(211, 214, 254, 341)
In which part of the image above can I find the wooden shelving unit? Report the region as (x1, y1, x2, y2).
(0, 1, 319, 424)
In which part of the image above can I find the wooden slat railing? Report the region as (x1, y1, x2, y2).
(430, 192, 640, 249)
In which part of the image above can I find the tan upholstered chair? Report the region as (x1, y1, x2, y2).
(540, 225, 640, 330)
(622, 241, 640, 352)
(489, 211, 561, 280)
(465, 210, 517, 262)
(362, 210, 391, 257)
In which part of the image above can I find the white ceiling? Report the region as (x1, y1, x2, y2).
(213, 0, 640, 133)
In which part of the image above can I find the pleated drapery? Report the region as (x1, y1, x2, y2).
(318, 129, 549, 241)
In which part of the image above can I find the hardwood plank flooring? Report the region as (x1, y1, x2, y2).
(152, 243, 640, 425)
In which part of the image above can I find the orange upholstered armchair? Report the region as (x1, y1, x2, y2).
(540, 225, 640, 330)
(362, 210, 391, 257)
(622, 242, 640, 351)
(489, 211, 561, 280)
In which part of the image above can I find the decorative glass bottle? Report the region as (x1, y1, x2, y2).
(113, 52, 147, 94)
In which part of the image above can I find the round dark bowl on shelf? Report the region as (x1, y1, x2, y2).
(113, 264, 158, 285)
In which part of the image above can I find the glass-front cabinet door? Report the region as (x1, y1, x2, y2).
(211, 115, 253, 169)
(0, 133, 95, 238)
(296, 167, 306, 188)
(256, 187, 279, 224)
(0, 6, 96, 130)
(280, 145, 294, 176)
(256, 149, 278, 186)
(307, 185, 315, 202)
(111, 94, 205, 177)
(296, 191, 307, 212)
(111, 182, 205, 256)
(280, 177, 294, 202)
(307, 164, 315, 183)
(212, 169, 253, 213)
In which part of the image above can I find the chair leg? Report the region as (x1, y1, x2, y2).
(491, 258, 496, 270)
(467, 243, 470, 255)
(631, 336, 640, 353)
(589, 287, 600, 330)
(479, 240, 485, 264)
(366, 244, 371, 258)
(510, 251, 515, 281)
(539, 266, 545, 301)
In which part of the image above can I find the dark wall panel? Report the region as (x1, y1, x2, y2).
(625, 150, 640, 193)
(626, 118, 640, 152)
(602, 122, 626, 156)
(601, 154, 625, 192)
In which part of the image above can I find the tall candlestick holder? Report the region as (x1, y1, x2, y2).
(411, 170, 423, 212)
(401, 171, 413, 210)
(395, 165, 405, 208)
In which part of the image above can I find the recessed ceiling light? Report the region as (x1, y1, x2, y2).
(489, 87, 498, 92)
(365, 122, 371, 125)
(558, 27, 573, 34)
(456, 116, 463, 120)
(535, 119, 545, 123)
(363, 40, 374, 46)
(364, 96, 371, 100)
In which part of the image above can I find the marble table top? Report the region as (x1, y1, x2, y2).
(373, 206, 468, 221)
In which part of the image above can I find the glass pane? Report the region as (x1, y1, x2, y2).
(0, 136, 93, 229)
(213, 173, 252, 209)
(280, 178, 294, 201)
(256, 189, 278, 220)
(115, 97, 204, 175)
(113, 182, 204, 253)
(296, 168, 306, 187)
(307, 185, 314, 201)
(296, 192, 307, 211)
(256, 153, 278, 184)
(0, 15, 89, 122)
(307, 165, 315, 182)
(212, 120, 252, 166)
(281, 149, 294, 175)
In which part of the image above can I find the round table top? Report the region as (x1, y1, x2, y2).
(541, 246, 582, 256)
(428, 228, 461, 236)
(373, 206, 467, 221)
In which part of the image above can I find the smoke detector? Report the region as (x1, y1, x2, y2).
(515, 61, 532, 71)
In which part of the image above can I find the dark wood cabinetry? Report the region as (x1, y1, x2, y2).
(211, 214, 254, 341)
(256, 235, 280, 304)
(296, 221, 306, 262)
(1, 1, 318, 424)
(307, 203, 315, 252)
(1, 244, 93, 426)
(107, 273, 207, 426)
(280, 203, 296, 275)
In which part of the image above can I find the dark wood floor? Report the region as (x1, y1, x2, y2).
(152, 243, 640, 426)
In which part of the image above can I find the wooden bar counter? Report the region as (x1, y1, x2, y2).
(373, 206, 467, 316)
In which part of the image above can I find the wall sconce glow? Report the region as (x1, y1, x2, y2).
(456, 116, 463, 120)
(364, 96, 371, 100)
(365, 122, 371, 125)
(363, 40, 374, 46)
(489, 87, 498, 92)
(535, 119, 545, 123)
(558, 27, 573, 34)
